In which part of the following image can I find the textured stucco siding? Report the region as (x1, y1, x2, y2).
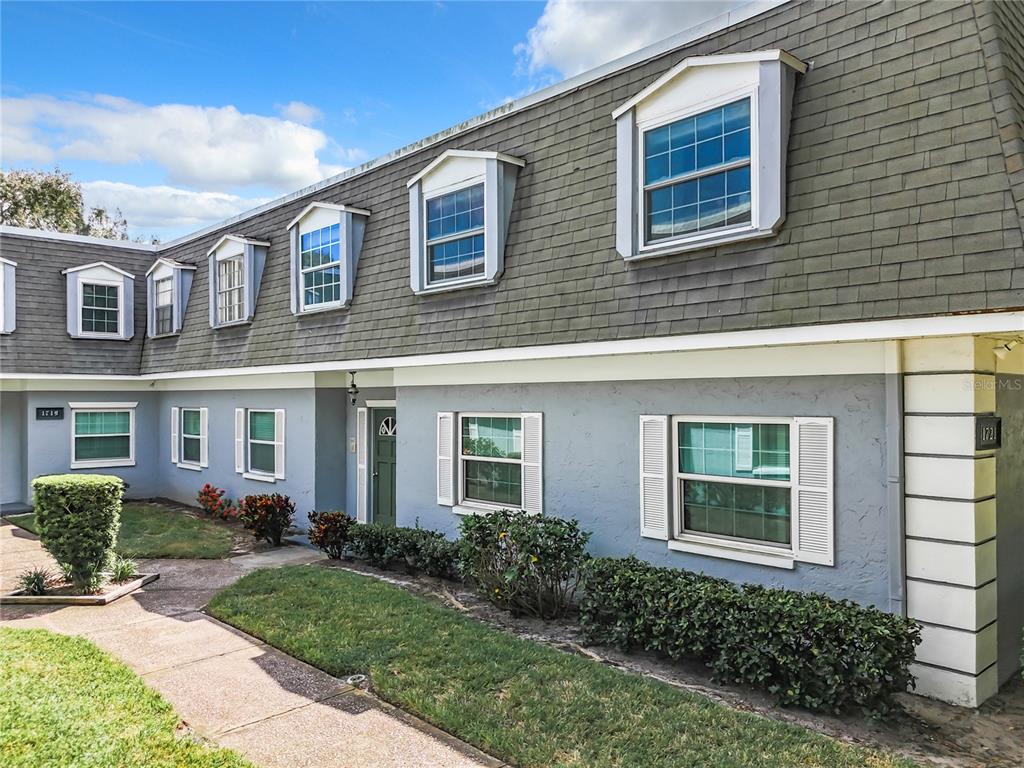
(394, 375, 893, 609)
(1, 391, 26, 504)
(996, 372, 1024, 683)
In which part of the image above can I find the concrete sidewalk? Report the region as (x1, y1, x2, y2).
(0, 521, 501, 768)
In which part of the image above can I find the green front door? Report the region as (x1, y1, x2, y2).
(372, 408, 397, 527)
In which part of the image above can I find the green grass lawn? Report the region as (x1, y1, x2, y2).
(208, 565, 914, 768)
(0, 627, 250, 768)
(7, 502, 236, 559)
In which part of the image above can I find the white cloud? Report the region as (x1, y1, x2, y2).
(518, 0, 743, 78)
(276, 100, 323, 125)
(81, 180, 270, 234)
(1, 93, 357, 191)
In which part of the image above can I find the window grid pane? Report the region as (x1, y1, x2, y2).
(217, 257, 245, 324)
(182, 409, 201, 436)
(464, 460, 523, 507)
(81, 283, 119, 334)
(643, 98, 751, 243)
(461, 416, 522, 459)
(73, 409, 131, 462)
(249, 411, 276, 442)
(300, 224, 343, 308)
(428, 234, 485, 283)
(182, 436, 201, 463)
(425, 183, 485, 285)
(683, 479, 791, 546)
(679, 422, 790, 481)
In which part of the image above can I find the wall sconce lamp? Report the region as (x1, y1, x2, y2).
(347, 371, 359, 405)
(993, 338, 1022, 361)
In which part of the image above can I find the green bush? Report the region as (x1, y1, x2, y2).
(396, 527, 460, 578)
(109, 555, 138, 583)
(307, 510, 355, 559)
(349, 523, 403, 568)
(31, 474, 123, 593)
(239, 493, 295, 546)
(17, 567, 55, 596)
(579, 556, 921, 717)
(458, 509, 591, 619)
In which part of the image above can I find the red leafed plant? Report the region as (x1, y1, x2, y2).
(239, 494, 295, 546)
(197, 483, 237, 520)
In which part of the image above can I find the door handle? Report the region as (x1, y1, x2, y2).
(372, 472, 379, 478)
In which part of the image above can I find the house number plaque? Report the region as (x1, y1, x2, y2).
(975, 416, 1001, 451)
(36, 407, 65, 421)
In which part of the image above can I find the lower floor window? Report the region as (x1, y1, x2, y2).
(675, 418, 792, 548)
(460, 415, 523, 507)
(181, 408, 202, 465)
(72, 407, 134, 466)
(248, 410, 277, 475)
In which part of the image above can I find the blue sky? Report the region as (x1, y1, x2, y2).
(2, 1, 739, 240)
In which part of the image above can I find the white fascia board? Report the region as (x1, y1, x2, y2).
(286, 202, 372, 231)
(612, 49, 808, 119)
(4, 310, 1019, 385)
(60, 261, 135, 278)
(146, 257, 196, 276)
(68, 401, 139, 408)
(0, 257, 18, 267)
(0, 225, 158, 251)
(406, 150, 527, 188)
(206, 234, 271, 256)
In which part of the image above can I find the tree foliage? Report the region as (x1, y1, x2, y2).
(0, 168, 136, 240)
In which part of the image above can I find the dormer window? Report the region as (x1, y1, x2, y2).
(613, 50, 806, 260)
(407, 150, 524, 295)
(146, 258, 195, 337)
(1, 257, 17, 335)
(61, 262, 135, 341)
(207, 235, 269, 328)
(286, 202, 369, 314)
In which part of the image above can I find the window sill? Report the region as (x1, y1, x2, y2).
(414, 276, 497, 297)
(70, 459, 135, 469)
(295, 301, 348, 316)
(69, 333, 132, 342)
(627, 225, 775, 262)
(176, 462, 203, 472)
(212, 319, 252, 330)
(667, 538, 795, 569)
(242, 471, 278, 483)
(149, 332, 180, 340)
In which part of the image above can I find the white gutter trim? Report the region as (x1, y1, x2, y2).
(0, 226, 158, 251)
(286, 202, 372, 231)
(60, 261, 135, 278)
(2, 311, 1021, 383)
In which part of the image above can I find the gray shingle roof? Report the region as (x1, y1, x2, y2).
(2, 0, 1023, 377)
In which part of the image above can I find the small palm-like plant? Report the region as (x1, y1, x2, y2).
(17, 567, 55, 596)
(109, 556, 138, 583)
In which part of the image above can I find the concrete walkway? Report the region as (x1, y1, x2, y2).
(0, 521, 501, 768)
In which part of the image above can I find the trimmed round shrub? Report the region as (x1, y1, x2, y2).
(308, 510, 355, 559)
(458, 509, 591, 619)
(32, 474, 123, 593)
(396, 527, 460, 578)
(349, 523, 402, 568)
(579, 556, 921, 717)
(238, 493, 295, 546)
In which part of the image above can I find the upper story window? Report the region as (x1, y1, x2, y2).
(61, 261, 135, 341)
(613, 50, 806, 260)
(206, 235, 269, 328)
(146, 258, 195, 338)
(286, 202, 369, 314)
(0, 257, 15, 335)
(426, 183, 485, 283)
(407, 150, 524, 295)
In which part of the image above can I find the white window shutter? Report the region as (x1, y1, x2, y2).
(521, 412, 543, 514)
(234, 408, 245, 474)
(793, 417, 835, 566)
(199, 407, 209, 468)
(273, 409, 286, 480)
(356, 407, 368, 523)
(170, 407, 179, 464)
(436, 411, 455, 506)
(639, 415, 670, 540)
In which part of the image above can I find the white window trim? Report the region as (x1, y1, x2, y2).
(245, 408, 277, 480)
(70, 404, 136, 469)
(153, 276, 175, 337)
(298, 224, 343, 313)
(671, 415, 797, 566)
(456, 411, 525, 514)
(77, 277, 125, 339)
(421, 176, 487, 292)
(636, 86, 759, 256)
(177, 407, 203, 470)
(215, 251, 246, 327)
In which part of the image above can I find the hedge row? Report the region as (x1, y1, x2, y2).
(578, 556, 921, 717)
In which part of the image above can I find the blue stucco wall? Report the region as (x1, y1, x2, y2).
(996, 373, 1024, 684)
(1, 390, 26, 504)
(394, 376, 893, 609)
(20, 391, 162, 500)
(155, 387, 335, 527)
